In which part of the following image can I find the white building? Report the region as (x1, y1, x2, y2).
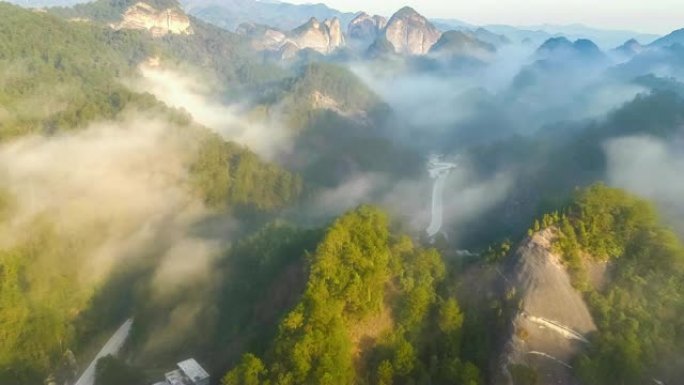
(157, 359, 210, 385)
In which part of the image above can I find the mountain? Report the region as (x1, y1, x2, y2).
(610, 27, 684, 80)
(470, 27, 511, 47)
(8, 0, 661, 51)
(490, 184, 684, 385)
(3, 0, 82, 6)
(480, 24, 554, 46)
(429, 30, 496, 61)
(347, 12, 387, 43)
(650, 28, 684, 47)
(614, 43, 684, 80)
(110, 1, 193, 37)
(378, 6, 442, 55)
(238, 16, 345, 59)
(525, 23, 659, 49)
(486, 23, 659, 49)
(180, 0, 356, 32)
(223, 206, 482, 385)
(48, 0, 292, 94)
(428, 19, 512, 49)
(49, 0, 187, 24)
(269, 63, 416, 186)
(431, 17, 475, 31)
(612, 38, 644, 59)
(501, 229, 597, 385)
(535, 37, 605, 61)
(291, 17, 345, 53)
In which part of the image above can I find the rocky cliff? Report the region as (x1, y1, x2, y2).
(111, 2, 193, 37)
(380, 6, 441, 55)
(236, 23, 287, 51)
(347, 12, 387, 42)
(501, 229, 597, 385)
(290, 17, 345, 54)
(240, 16, 345, 59)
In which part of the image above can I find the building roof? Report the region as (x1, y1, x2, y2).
(177, 359, 210, 383)
(164, 369, 187, 385)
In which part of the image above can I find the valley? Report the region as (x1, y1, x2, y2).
(0, 1, 683, 385)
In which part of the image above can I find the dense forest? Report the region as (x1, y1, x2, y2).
(224, 206, 481, 385)
(0, 2, 154, 138)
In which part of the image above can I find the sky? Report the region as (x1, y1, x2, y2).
(285, 0, 684, 35)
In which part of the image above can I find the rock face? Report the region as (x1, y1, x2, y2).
(111, 2, 193, 37)
(380, 6, 441, 55)
(290, 17, 345, 54)
(237, 23, 288, 51)
(241, 17, 345, 59)
(347, 12, 387, 42)
(501, 229, 597, 385)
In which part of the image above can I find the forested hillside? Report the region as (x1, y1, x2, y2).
(48, 0, 287, 95)
(0, 2, 155, 139)
(532, 185, 684, 385)
(224, 206, 481, 385)
(50, 0, 181, 22)
(461, 88, 684, 248)
(0, 4, 302, 383)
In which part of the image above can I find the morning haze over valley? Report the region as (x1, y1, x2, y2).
(0, 1, 683, 385)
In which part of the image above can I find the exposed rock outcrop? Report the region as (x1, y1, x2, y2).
(278, 41, 301, 61)
(501, 229, 597, 385)
(347, 12, 387, 42)
(380, 6, 441, 55)
(290, 17, 345, 54)
(236, 23, 288, 51)
(111, 2, 193, 37)
(240, 16, 345, 59)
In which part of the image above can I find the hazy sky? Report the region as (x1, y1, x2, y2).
(286, 0, 684, 34)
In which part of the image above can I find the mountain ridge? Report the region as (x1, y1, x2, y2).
(376, 6, 442, 55)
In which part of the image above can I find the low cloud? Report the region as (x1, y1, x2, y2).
(306, 161, 514, 243)
(0, 114, 234, 353)
(308, 172, 390, 219)
(605, 135, 684, 234)
(134, 65, 292, 160)
(351, 45, 644, 151)
(383, 166, 514, 238)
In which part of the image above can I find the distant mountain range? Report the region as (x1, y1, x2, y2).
(536, 37, 605, 61)
(8, 0, 662, 50)
(650, 28, 684, 47)
(437, 20, 660, 49)
(181, 0, 357, 31)
(6, 0, 84, 5)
